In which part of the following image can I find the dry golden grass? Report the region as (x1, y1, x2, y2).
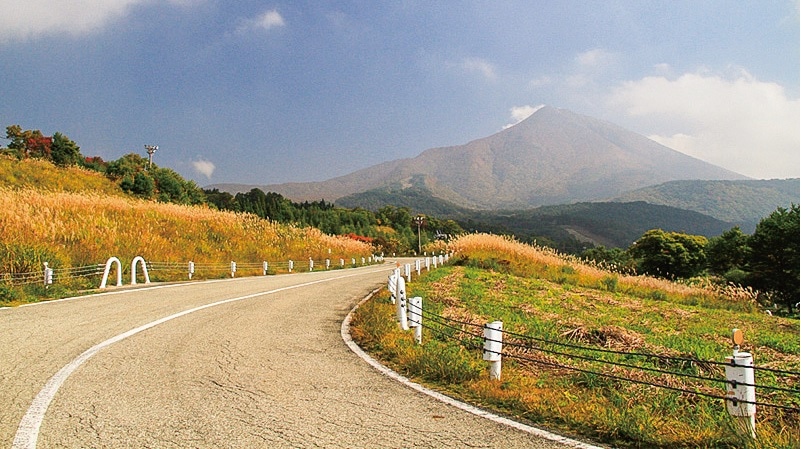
(449, 233, 757, 310)
(1, 188, 373, 269)
(0, 156, 123, 196)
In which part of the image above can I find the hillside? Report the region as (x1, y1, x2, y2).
(336, 184, 735, 251)
(612, 178, 799, 232)
(212, 106, 746, 209)
(0, 156, 123, 195)
(463, 202, 734, 251)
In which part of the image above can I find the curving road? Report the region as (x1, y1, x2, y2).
(1, 263, 591, 448)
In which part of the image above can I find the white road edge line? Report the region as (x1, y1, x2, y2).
(12, 266, 389, 449)
(341, 289, 607, 449)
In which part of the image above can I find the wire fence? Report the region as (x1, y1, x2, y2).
(0, 255, 382, 290)
(404, 296, 800, 414)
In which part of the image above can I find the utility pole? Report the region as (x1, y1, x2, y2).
(414, 215, 425, 255)
(144, 145, 158, 169)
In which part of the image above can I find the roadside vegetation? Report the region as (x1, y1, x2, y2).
(350, 233, 799, 449)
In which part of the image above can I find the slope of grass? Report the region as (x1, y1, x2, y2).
(0, 155, 123, 195)
(350, 234, 799, 448)
(0, 188, 374, 305)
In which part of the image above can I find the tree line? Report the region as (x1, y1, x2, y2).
(205, 187, 464, 255)
(581, 204, 799, 314)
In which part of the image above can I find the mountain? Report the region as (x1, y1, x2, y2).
(611, 179, 799, 232)
(462, 202, 736, 251)
(211, 106, 747, 209)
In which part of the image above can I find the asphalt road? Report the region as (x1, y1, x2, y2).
(1, 263, 588, 448)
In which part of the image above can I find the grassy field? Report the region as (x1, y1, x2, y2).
(0, 161, 375, 305)
(350, 234, 799, 449)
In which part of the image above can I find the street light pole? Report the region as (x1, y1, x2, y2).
(144, 145, 158, 169)
(414, 215, 425, 255)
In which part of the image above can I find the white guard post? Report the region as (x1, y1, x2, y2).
(230, 261, 237, 278)
(188, 261, 195, 279)
(289, 260, 294, 272)
(131, 256, 150, 285)
(99, 256, 123, 289)
(725, 329, 756, 439)
(405, 263, 411, 283)
(388, 269, 399, 304)
(263, 261, 269, 276)
(395, 273, 408, 330)
(408, 296, 423, 344)
(309, 259, 314, 272)
(483, 321, 503, 381)
(43, 262, 53, 287)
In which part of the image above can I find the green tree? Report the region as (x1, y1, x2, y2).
(628, 229, 708, 278)
(50, 132, 82, 166)
(106, 153, 148, 180)
(706, 227, 749, 276)
(746, 204, 799, 312)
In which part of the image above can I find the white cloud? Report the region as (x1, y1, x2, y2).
(575, 48, 615, 69)
(192, 159, 215, 179)
(503, 104, 544, 129)
(238, 9, 285, 33)
(460, 57, 497, 80)
(0, 0, 195, 42)
(609, 70, 800, 179)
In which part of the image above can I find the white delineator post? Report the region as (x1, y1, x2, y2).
(188, 261, 195, 279)
(408, 296, 423, 344)
(263, 261, 269, 276)
(725, 329, 756, 439)
(395, 272, 408, 330)
(483, 321, 503, 381)
(230, 261, 236, 278)
(43, 262, 53, 288)
(388, 269, 399, 304)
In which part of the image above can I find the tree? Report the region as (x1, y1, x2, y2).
(706, 227, 749, 275)
(628, 229, 708, 278)
(746, 204, 799, 312)
(4, 125, 50, 159)
(50, 132, 82, 166)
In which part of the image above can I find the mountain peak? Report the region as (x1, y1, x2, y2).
(213, 107, 748, 209)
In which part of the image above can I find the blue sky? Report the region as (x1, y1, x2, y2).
(1, 1, 798, 185)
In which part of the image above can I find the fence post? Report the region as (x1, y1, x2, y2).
(425, 257, 430, 271)
(340, 258, 345, 267)
(289, 260, 294, 272)
(309, 259, 314, 272)
(725, 329, 756, 439)
(388, 270, 398, 304)
(230, 261, 236, 278)
(395, 273, 408, 330)
(263, 261, 269, 276)
(408, 296, 422, 344)
(43, 262, 53, 288)
(326, 259, 331, 270)
(405, 263, 411, 283)
(188, 261, 195, 279)
(483, 321, 503, 381)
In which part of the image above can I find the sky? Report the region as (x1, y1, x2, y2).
(0, 1, 798, 185)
